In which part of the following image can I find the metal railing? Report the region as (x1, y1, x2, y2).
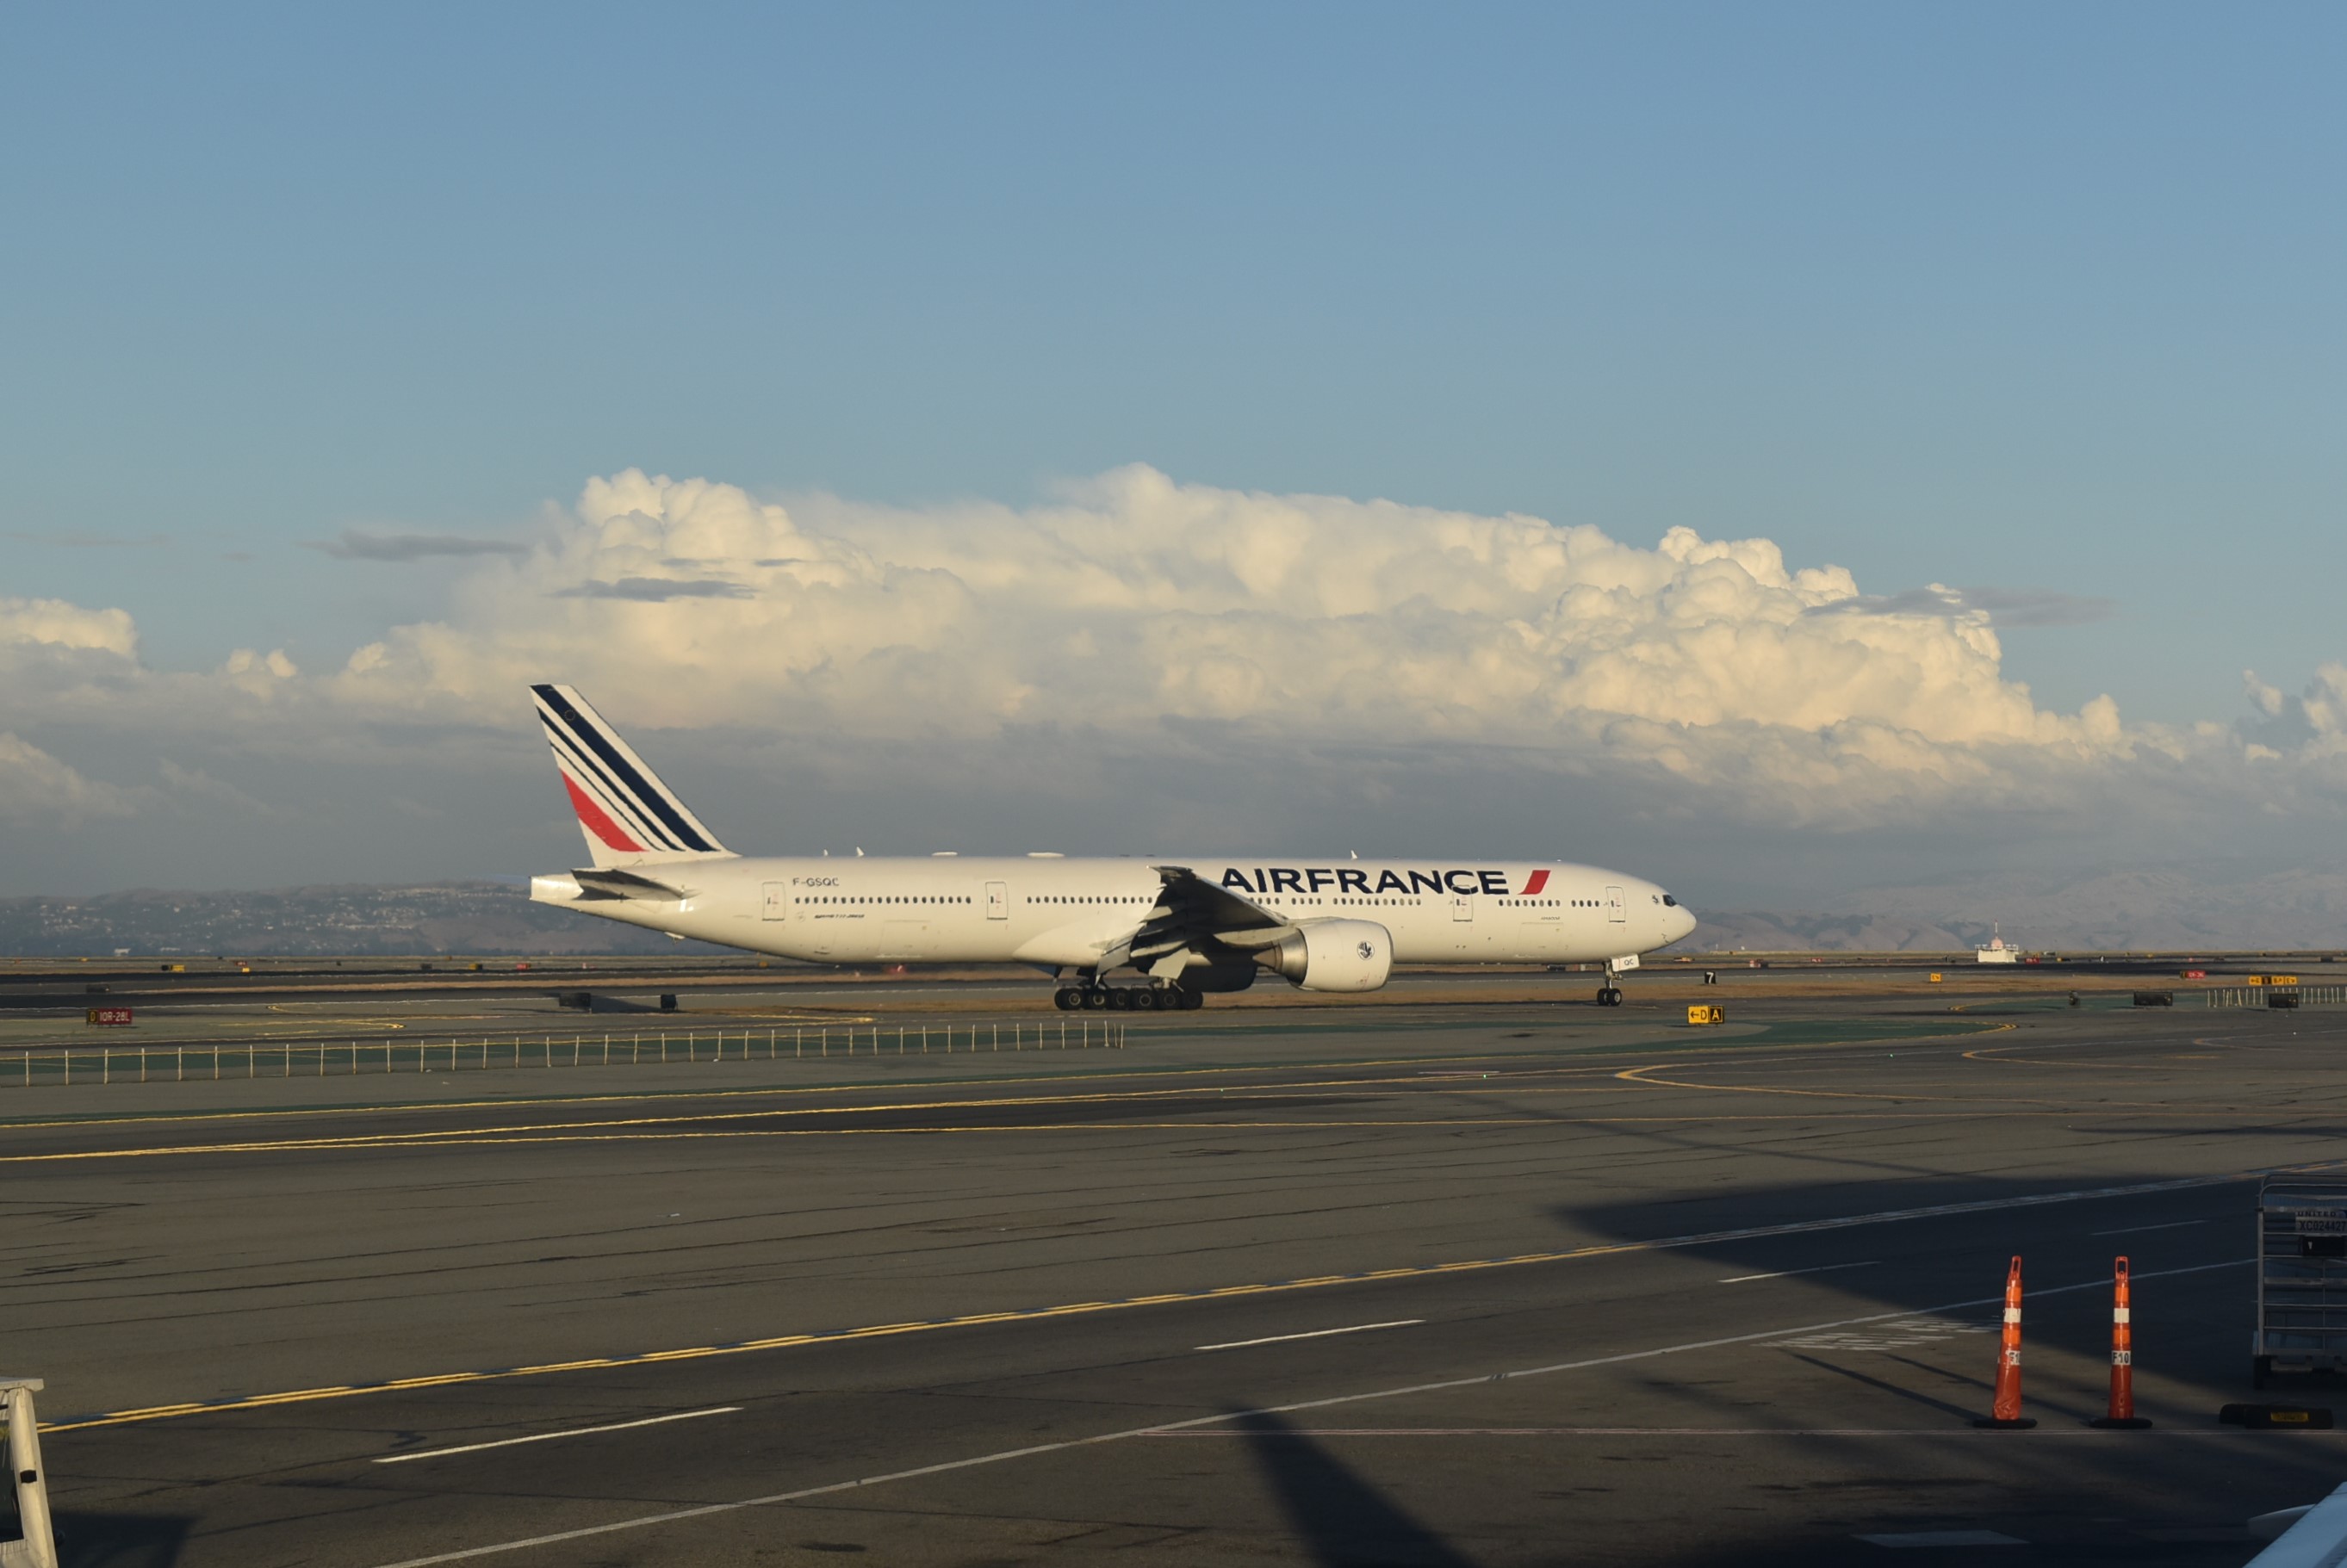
(1, 1019, 1130, 1089)
(2206, 987, 2347, 1009)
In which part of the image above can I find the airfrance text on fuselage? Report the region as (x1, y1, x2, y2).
(1222, 867, 1555, 896)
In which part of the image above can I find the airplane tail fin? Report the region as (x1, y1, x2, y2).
(530, 684, 732, 869)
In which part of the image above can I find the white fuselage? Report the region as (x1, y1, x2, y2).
(533, 854, 1696, 971)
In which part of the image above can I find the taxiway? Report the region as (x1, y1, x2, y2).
(11, 986, 2346, 1565)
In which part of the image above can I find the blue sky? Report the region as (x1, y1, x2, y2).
(2, 3, 2343, 906)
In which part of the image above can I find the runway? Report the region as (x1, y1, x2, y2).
(14, 989, 2347, 1565)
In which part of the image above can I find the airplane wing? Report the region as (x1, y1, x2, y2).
(1125, 865, 1294, 975)
(1152, 865, 1281, 928)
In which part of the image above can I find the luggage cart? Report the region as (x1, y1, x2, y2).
(2255, 1180, 2347, 1387)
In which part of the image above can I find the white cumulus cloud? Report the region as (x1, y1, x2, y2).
(0, 732, 149, 824)
(0, 596, 139, 657)
(2240, 664, 2347, 763)
(326, 465, 2178, 821)
(3, 468, 2344, 883)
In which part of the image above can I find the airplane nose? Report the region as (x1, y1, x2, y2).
(1667, 903, 1698, 943)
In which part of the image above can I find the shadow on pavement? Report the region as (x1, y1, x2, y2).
(53, 1511, 190, 1568)
(1236, 1410, 1478, 1568)
(1555, 1170, 2273, 1400)
(1540, 1172, 2347, 1562)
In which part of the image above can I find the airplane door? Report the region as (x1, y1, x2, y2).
(762, 882, 788, 921)
(985, 881, 1009, 920)
(1605, 884, 1626, 923)
(1451, 893, 1474, 922)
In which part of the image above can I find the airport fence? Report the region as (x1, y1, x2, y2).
(2205, 987, 2347, 1009)
(0, 1018, 1130, 1089)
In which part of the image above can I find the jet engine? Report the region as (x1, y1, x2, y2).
(1259, 920, 1394, 992)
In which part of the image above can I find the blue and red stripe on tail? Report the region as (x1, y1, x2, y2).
(531, 684, 730, 867)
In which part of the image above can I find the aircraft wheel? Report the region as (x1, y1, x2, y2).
(1052, 988, 1081, 1011)
(1597, 986, 1623, 1007)
(1177, 989, 1204, 1010)
(1133, 987, 1162, 1011)
(1082, 987, 1108, 1010)
(1108, 986, 1134, 1010)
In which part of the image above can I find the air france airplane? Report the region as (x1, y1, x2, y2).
(527, 685, 1698, 1011)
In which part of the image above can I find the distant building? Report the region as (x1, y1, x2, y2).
(1977, 924, 2021, 964)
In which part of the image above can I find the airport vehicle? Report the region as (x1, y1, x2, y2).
(526, 685, 1698, 1009)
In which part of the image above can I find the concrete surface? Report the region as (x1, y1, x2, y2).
(11, 986, 2347, 1565)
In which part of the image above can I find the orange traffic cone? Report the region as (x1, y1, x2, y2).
(2090, 1255, 2152, 1429)
(1974, 1255, 2037, 1429)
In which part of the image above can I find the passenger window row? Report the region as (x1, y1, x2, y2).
(798, 896, 971, 904)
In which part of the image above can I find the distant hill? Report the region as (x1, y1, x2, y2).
(1673, 910, 1977, 954)
(0, 882, 719, 957)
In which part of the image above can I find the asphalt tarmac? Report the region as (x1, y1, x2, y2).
(12, 987, 2347, 1566)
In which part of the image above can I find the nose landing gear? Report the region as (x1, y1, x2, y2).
(1594, 985, 1624, 1007)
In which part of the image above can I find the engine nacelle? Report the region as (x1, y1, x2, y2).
(1260, 920, 1394, 993)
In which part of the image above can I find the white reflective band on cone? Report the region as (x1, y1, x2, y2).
(2114, 1308, 2131, 1323)
(2003, 1308, 2021, 1323)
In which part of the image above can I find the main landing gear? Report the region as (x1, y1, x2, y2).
(1593, 986, 1624, 1007)
(1053, 984, 1202, 1012)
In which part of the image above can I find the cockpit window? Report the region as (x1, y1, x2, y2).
(1661, 894, 1678, 907)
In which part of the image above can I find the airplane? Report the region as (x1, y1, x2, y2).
(526, 684, 1698, 1010)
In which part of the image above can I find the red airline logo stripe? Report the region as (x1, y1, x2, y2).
(1519, 869, 1550, 896)
(562, 773, 646, 852)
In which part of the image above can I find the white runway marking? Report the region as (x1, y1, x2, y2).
(1195, 1320, 1422, 1351)
(365, 1259, 2248, 1566)
(373, 1406, 741, 1464)
(1766, 1316, 1993, 1352)
(1718, 1261, 1880, 1284)
(2091, 1219, 2205, 1236)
